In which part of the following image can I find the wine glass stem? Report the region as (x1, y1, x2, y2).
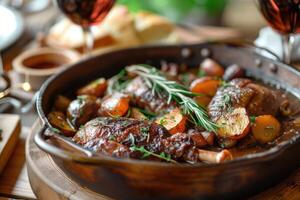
(281, 34, 294, 64)
(83, 26, 94, 56)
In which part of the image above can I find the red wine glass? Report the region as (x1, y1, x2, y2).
(55, 0, 115, 55)
(256, 0, 300, 64)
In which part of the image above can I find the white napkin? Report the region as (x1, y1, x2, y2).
(254, 27, 300, 62)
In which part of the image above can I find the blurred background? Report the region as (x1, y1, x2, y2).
(118, 0, 266, 37)
(1, 0, 267, 37)
(0, 0, 269, 77)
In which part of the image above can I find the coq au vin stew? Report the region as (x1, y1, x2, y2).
(47, 59, 300, 164)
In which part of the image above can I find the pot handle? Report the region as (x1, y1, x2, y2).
(34, 124, 104, 163)
(251, 44, 281, 61)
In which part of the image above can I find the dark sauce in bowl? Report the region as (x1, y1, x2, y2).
(22, 53, 71, 70)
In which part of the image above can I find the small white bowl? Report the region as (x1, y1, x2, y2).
(12, 47, 80, 90)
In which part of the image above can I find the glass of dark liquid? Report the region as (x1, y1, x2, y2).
(56, 0, 115, 55)
(256, 0, 300, 64)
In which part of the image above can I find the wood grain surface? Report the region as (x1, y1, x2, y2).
(0, 114, 21, 175)
(0, 126, 35, 199)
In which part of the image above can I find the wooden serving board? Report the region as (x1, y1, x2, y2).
(0, 114, 21, 174)
(26, 120, 300, 200)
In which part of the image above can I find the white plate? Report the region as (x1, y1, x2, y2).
(0, 5, 24, 51)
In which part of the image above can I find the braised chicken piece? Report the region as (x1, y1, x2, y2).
(73, 117, 169, 149)
(208, 78, 284, 142)
(73, 117, 232, 163)
(208, 78, 281, 121)
(246, 83, 280, 116)
(125, 77, 175, 113)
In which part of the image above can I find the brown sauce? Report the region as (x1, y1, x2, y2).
(26, 61, 61, 69)
(22, 53, 70, 70)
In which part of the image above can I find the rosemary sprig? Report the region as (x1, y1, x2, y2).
(130, 145, 177, 163)
(126, 65, 218, 132)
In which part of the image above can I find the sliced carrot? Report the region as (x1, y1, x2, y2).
(194, 95, 212, 109)
(252, 115, 281, 144)
(190, 77, 221, 97)
(77, 78, 107, 97)
(200, 58, 224, 77)
(155, 108, 186, 134)
(99, 94, 129, 117)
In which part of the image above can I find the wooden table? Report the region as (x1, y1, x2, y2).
(0, 4, 299, 200)
(0, 125, 36, 199)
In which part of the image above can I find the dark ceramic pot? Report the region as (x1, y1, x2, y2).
(34, 42, 300, 200)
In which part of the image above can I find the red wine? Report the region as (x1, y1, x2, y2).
(257, 0, 300, 34)
(56, 0, 115, 27)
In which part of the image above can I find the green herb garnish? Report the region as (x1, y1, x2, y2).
(170, 115, 176, 122)
(0, 129, 3, 141)
(250, 116, 256, 123)
(218, 93, 232, 110)
(138, 108, 156, 119)
(126, 65, 218, 132)
(159, 117, 167, 126)
(198, 69, 206, 77)
(130, 145, 177, 163)
(109, 135, 116, 141)
(77, 96, 85, 104)
(140, 127, 149, 135)
(221, 80, 231, 88)
(128, 133, 135, 146)
(125, 108, 132, 118)
(140, 126, 150, 142)
(107, 69, 131, 94)
(49, 127, 61, 134)
(121, 120, 130, 127)
(79, 109, 84, 117)
(181, 73, 190, 86)
(222, 94, 232, 107)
